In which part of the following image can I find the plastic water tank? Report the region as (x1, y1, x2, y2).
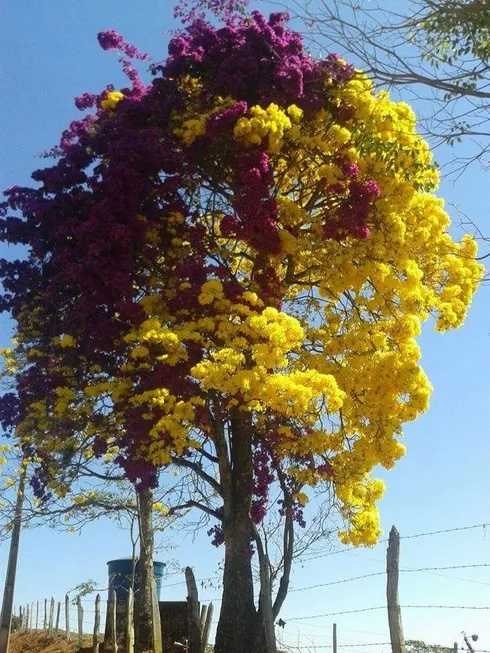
(107, 558, 166, 601)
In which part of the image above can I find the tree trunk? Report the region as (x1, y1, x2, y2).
(214, 418, 270, 653)
(134, 488, 162, 653)
(0, 467, 26, 653)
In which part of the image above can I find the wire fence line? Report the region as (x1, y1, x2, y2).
(290, 604, 490, 620)
(279, 648, 490, 653)
(13, 520, 490, 650)
(300, 521, 490, 563)
(288, 563, 490, 594)
(14, 596, 108, 637)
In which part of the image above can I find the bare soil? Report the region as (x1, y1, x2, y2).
(9, 631, 94, 653)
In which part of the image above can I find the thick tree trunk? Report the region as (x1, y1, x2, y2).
(214, 418, 271, 653)
(134, 488, 162, 653)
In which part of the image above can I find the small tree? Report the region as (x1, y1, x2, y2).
(0, 7, 482, 653)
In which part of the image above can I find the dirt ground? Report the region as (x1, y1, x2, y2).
(9, 632, 94, 653)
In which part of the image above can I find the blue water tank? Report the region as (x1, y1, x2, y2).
(107, 558, 166, 601)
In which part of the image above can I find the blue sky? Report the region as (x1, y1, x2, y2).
(1, 1, 489, 650)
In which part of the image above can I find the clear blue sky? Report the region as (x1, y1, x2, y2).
(1, 1, 489, 650)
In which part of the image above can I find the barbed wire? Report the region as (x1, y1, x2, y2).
(280, 644, 392, 651)
(290, 604, 490, 620)
(282, 649, 490, 653)
(290, 572, 384, 593)
(21, 557, 490, 607)
(319, 644, 390, 648)
(403, 563, 490, 572)
(403, 523, 489, 539)
(288, 563, 490, 594)
(300, 522, 489, 563)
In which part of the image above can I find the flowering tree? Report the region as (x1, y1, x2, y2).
(0, 7, 482, 653)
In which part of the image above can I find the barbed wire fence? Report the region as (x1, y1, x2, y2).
(12, 521, 490, 652)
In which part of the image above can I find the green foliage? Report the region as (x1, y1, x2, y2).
(10, 614, 22, 632)
(68, 578, 100, 601)
(294, 0, 490, 169)
(421, 1, 490, 63)
(414, 1, 490, 93)
(406, 639, 454, 653)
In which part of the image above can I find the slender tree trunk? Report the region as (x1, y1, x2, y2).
(0, 466, 26, 653)
(214, 418, 269, 653)
(134, 488, 162, 653)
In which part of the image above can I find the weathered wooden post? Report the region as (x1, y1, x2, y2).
(93, 593, 101, 653)
(25, 605, 30, 632)
(106, 589, 118, 653)
(201, 603, 214, 653)
(126, 588, 134, 653)
(387, 526, 406, 653)
(65, 594, 70, 642)
(185, 567, 201, 653)
(48, 597, 55, 632)
(151, 579, 162, 653)
(30, 602, 35, 630)
(77, 595, 84, 646)
(36, 601, 39, 630)
(199, 604, 207, 636)
(333, 623, 337, 653)
(43, 598, 47, 629)
(55, 601, 61, 631)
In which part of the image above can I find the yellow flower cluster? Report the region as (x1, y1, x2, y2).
(234, 103, 303, 152)
(60, 334, 75, 348)
(100, 91, 124, 111)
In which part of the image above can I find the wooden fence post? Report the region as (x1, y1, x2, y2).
(43, 598, 47, 629)
(185, 567, 201, 653)
(77, 595, 83, 646)
(199, 604, 207, 636)
(55, 601, 61, 631)
(387, 526, 406, 653)
(36, 601, 39, 630)
(333, 623, 337, 653)
(151, 578, 163, 653)
(93, 593, 101, 653)
(48, 597, 55, 632)
(201, 603, 213, 653)
(126, 588, 134, 653)
(25, 605, 30, 632)
(104, 589, 118, 653)
(65, 594, 70, 642)
(30, 603, 35, 630)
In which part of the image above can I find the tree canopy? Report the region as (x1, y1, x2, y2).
(0, 6, 483, 653)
